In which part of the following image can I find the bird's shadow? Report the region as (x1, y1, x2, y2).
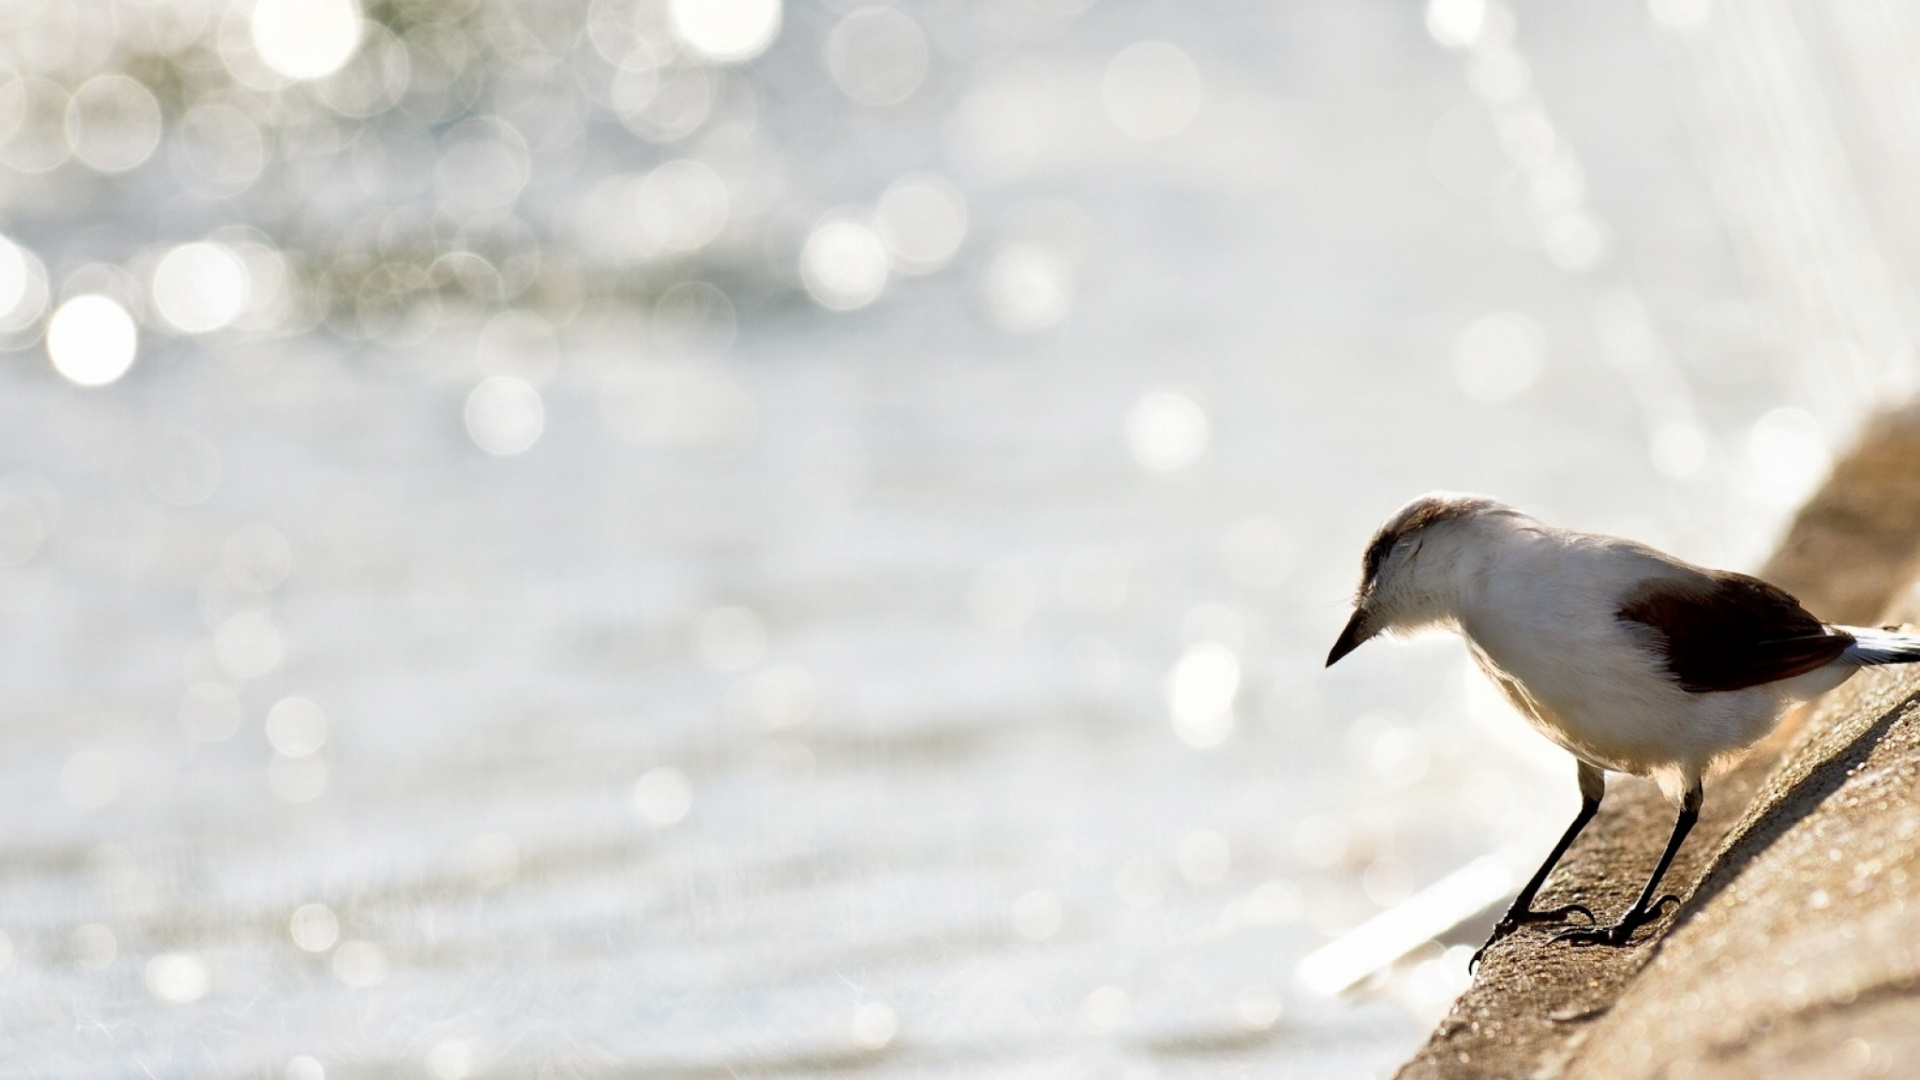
(1674, 686, 1920, 930)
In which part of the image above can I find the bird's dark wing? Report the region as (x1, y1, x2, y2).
(1616, 570, 1854, 693)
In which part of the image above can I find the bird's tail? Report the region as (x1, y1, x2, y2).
(1840, 626, 1920, 666)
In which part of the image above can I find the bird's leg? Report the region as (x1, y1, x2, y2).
(1470, 762, 1602, 971)
(1556, 780, 1702, 949)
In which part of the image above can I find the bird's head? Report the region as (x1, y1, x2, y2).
(1326, 492, 1521, 666)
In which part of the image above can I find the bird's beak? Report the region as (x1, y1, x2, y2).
(1326, 606, 1373, 667)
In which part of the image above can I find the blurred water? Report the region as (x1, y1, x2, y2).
(0, 0, 1899, 1076)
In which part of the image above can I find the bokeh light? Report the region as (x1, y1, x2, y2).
(1452, 311, 1545, 402)
(945, 64, 1048, 184)
(1541, 213, 1609, 272)
(0, 234, 46, 331)
(0, 493, 45, 568)
(464, 377, 546, 455)
(173, 104, 266, 197)
(1125, 389, 1209, 472)
(289, 904, 340, 952)
(1166, 642, 1238, 748)
(46, 295, 138, 388)
(1084, 985, 1130, 1030)
(669, 0, 782, 63)
(637, 160, 731, 253)
(317, 23, 411, 116)
(216, 612, 283, 679)
(632, 766, 693, 826)
(1650, 0, 1714, 30)
(695, 606, 767, 672)
(1370, 725, 1431, 787)
(653, 282, 737, 356)
(1426, 0, 1489, 48)
(614, 64, 714, 141)
(436, 118, 531, 212)
(152, 243, 250, 334)
(251, 0, 365, 81)
(1650, 420, 1710, 479)
(801, 219, 890, 310)
(874, 175, 968, 274)
(266, 698, 328, 758)
(849, 1002, 897, 1050)
(1103, 42, 1204, 140)
(827, 8, 929, 106)
(427, 1040, 475, 1080)
(728, 664, 819, 730)
(1176, 829, 1232, 885)
(1, 80, 73, 173)
(331, 941, 387, 986)
(144, 954, 211, 1004)
(979, 244, 1073, 331)
(73, 924, 117, 969)
(1291, 812, 1349, 869)
(1747, 407, 1830, 507)
(61, 752, 121, 810)
(66, 75, 163, 173)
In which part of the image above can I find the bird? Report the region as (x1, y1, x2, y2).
(1324, 492, 1920, 965)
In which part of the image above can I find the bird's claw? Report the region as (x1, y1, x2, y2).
(1468, 902, 1598, 972)
(1552, 894, 1683, 949)
(1544, 903, 1596, 926)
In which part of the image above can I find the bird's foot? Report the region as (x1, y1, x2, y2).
(1552, 894, 1682, 949)
(1469, 902, 1595, 972)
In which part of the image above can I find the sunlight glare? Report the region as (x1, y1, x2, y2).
(144, 953, 211, 1003)
(252, 0, 364, 81)
(1125, 389, 1209, 472)
(801, 219, 889, 310)
(668, 0, 781, 63)
(464, 377, 545, 455)
(1166, 642, 1237, 747)
(47, 295, 138, 387)
(152, 242, 250, 333)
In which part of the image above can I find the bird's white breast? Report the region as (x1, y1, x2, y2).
(1454, 531, 1788, 782)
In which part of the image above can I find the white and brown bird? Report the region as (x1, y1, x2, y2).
(1326, 493, 1920, 963)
